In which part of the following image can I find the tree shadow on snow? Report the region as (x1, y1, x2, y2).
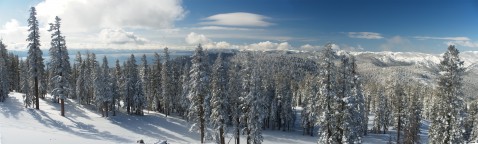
(44, 97, 93, 120)
(27, 102, 130, 143)
(109, 112, 199, 143)
(0, 93, 26, 119)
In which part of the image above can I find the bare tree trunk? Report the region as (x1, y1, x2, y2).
(220, 127, 225, 144)
(60, 99, 65, 116)
(112, 98, 116, 116)
(236, 117, 240, 144)
(199, 94, 205, 143)
(105, 102, 109, 117)
(35, 77, 39, 110)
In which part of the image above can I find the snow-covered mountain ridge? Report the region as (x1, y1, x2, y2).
(352, 51, 478, 68)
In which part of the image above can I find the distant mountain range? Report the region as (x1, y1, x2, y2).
(351, 51, 478, 101)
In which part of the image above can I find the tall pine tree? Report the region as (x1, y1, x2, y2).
(429, 45, 466, 143)
(48, 16, 70, 116)
(188, 44, 209, 143)
(26, 7, 45, 109)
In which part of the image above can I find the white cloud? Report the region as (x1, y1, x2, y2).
(413, 36, 470, 41)
(413, 36, 478, 48)
(214, 41, 232, 48)
(300, 44, 321, 49)
(185, 32, 211, 45)
(200, 12, 273, 27)
(242, 41, 294, 50)
(35, 0, 186, 32)
(196, 26, 256, 31)
(99, 28, 148, 45)
(348, 32, 383, 39)
(379, 36, 412, 51)
(446, 41, 478, 48)
(0, 19, 29, 50)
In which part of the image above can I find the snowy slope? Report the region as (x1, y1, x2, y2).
(0, 93, 318, 144)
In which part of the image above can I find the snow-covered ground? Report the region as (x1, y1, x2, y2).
(0, 93, 316, 144)
(0, 92, 429, 144)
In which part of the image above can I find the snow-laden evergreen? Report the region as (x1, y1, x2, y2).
(124, 54, 145, 115)
(151, 52, 162, 112)
(19, 60, 32, 107)
(429, 45, 467, 143)
(187, 44, 210, 143)
(372, 87, 391, 134)
(76, 61, 87, 105)
(243, 64, 265, 144)
(210, 53, 229, 144)
(317, 44, 340, 143)
(162, 47, 173, 116)
(0, 40, 9, 102)
(26, 7, 45, 109)
(94, 56, 113, 117)
(47, 16, 70, 116)
(300, 74, 318, 136)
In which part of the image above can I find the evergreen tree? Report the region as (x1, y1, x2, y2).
(372, 87, 391, 134)
(26, 7, 45, 109)
(94, 56, 113, 117)
(20, 60, 32, 107)
(188, 44, 209, 143)
(111, 59, 121, 116)
(317, 44, 339, 143)
(0, 40, 9, 102)
(179, 63, 190, 117)
(76, 61, 87, 105)
(151, 52, 162, 112)
(162, 47, 173, 116)
(48, 16, 70, 116)
(139, 54, 151, 111)
(429, 45, 466, 143)
(470, 101, 478, 142)
(243, 66, 265, 144)
(300, 74, 318, 136)
(228, 58, 242, 144)
(210, 53, 228, 144)
(404, 84, 422, 144)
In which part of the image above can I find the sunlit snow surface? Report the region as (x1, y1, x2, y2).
(0, 93, 317, 144)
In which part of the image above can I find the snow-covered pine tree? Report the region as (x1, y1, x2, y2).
(95, 56, 113, 117)
(317, 43, 339, 143)
(338, 53, 363, 143)
(162, 47, 173, 116)
(227, 58, 242, 144)
(390, 79, 407, 144)
(179, 63, 190, 118)
(47, 16, 70, 116)
(350, 55, 367, 139)
(151, 52, 162, 112)
(275, 72, 294, 131)
(300, 74, 318, 136)
(210, 53, 228, 144)
(76, 61, 87, 105)
(404, 83, 422, 144)
(125, 55, 135, 114)
(20, 60, 32, 107)
(139, 54, 151, 111)
(188, 44, 209, 143)
(470, 100, 478, 142)
(0, 40, 9, 102)
(429, 45, 466, 143)
(111, 59, 121, 116)
(244, 64, 265, 144)
(372, 87, 391, 134)
(26, 7, 45, 109)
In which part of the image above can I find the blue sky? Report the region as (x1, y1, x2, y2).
(0, 0, 477, 53)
